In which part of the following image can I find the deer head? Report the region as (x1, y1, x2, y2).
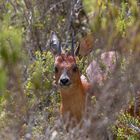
(50, 31, 92, 123)
(50, 31, 81, 91)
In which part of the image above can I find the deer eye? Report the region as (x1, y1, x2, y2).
(54, 66, 58, 73)
(72, 65, 78, 72)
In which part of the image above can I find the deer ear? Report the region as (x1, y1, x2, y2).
(50, 31, 61, 55)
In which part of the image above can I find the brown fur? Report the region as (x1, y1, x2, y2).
(54, 54, 92, 122)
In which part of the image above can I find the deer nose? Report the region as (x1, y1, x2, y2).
(60, 78, 70, 86)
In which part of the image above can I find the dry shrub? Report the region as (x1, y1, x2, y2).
(0, 0, 140, 140)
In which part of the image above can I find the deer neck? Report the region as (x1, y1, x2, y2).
(60, 83, 86, 122)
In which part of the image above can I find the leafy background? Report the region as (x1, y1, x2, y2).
(0, 0, 140, 139)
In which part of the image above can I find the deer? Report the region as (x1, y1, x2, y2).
(50, 32, 92, 123)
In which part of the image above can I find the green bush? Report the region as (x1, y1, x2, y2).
(113, 112, 140, 139)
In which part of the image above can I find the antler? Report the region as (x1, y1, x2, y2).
(71, 29, 75, 56)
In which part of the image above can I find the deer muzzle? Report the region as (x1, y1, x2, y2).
(59, 69, 71, 87)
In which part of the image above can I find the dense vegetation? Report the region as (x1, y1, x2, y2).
(0, 0, 140, 139)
